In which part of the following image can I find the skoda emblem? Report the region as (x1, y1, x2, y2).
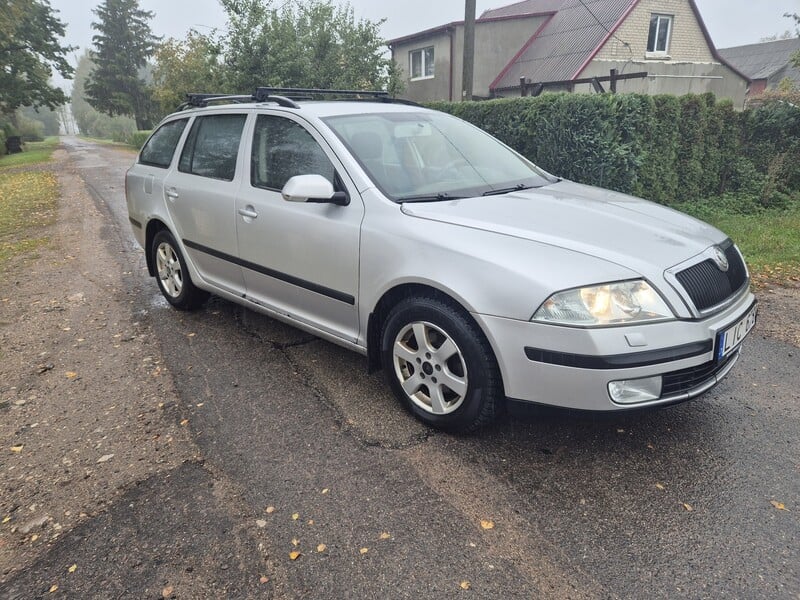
(711, 246, 729, 272)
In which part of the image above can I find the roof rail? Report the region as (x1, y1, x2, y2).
(176, 88, 419, 111)
(255, 87, 390, 101)
(254, 87, 420, 107)
(177, 93, 254, 110)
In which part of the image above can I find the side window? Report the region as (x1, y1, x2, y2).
(251, 115, 335, 191)
(139, 119, 188, 168)
(179, 114, 247, 181)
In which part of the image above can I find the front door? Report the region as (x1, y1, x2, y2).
(235, 113, 363, 342)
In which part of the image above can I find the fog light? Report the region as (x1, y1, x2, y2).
(608, 376, 662, 404)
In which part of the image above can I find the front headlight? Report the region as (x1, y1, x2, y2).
(532, 280, 674, 327)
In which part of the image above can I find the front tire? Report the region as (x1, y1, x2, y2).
(151, 230, 208, 310)
(381, 295, 502, 432)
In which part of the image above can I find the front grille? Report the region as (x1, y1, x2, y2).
(675, 241, 747, 311)
(661, 353, 736, 397)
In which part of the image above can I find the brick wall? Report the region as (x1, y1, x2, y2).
(594, 0, 715, 62)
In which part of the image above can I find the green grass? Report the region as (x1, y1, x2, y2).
(677, 201, 800, 286)
(0, 137, 60, 169)
(78, 135, 137, 150)
(0, 170, 58, 266)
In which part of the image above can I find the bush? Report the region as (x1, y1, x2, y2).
(427, 92, 799, 211)
(14, 114, 46, 142)
(127, 130, 151, 150)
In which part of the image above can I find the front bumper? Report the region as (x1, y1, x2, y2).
(474, 289, 756, 411)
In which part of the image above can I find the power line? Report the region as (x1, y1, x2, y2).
(576, 0, 632, 52)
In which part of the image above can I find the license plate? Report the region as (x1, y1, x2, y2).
(717, 304, 757, 360)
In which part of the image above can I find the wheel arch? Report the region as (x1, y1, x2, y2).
(144, 218, 170, 276)
(366, 283, 505, 396)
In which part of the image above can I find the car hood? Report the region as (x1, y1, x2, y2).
(400, 180, 724, 276)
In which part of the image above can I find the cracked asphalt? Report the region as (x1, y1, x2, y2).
(1, 138, 798, 599)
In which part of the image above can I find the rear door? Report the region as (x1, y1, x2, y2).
(236, 112, 363, 341)
(163, 112, 249, 295)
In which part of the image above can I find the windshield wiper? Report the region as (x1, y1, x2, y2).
(397, 192, 464, 203)
(482, 183, 534, 196)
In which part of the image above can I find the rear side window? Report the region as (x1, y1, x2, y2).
(139, 119, 188, 168)
(179, 114, 247, 181)
(251, 115, 335, 190)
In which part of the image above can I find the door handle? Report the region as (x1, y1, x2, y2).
(238, 206, 258, 219)
(166, 188, 179, 200)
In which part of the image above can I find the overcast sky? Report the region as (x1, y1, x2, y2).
(48, 0, 800, 92)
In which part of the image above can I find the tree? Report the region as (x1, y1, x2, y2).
(85, 0, 159, 130)
(152, 30, 227, 117)
(0, 0, 75, 114)
(787, 12, 800, 68)
(220, 0, 401, 93)
(71, 51, 136, 140)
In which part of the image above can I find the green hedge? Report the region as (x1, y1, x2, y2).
(127, 130, 151, 150)
(428, 93, 800, 209)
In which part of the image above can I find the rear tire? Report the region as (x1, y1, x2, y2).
(380, 295, 501, 432)
(151, 230, 209, 310)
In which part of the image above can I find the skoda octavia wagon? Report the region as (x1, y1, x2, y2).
(125, 89, 757, 432)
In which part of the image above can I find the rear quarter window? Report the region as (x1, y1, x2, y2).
(139, 119, 189, 168)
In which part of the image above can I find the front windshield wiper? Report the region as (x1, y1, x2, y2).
(482, 183, 535, 196)
(397, 192, 464, 203)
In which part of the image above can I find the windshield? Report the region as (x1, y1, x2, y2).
(322, 111, 557, 202)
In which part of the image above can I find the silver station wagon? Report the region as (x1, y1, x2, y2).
(126, 88, 757, 432)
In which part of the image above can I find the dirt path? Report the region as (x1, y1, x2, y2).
(0, 148, 197, 582)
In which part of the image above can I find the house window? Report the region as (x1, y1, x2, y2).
(410, 47, 435, 80)
(647, 14, 672, 54)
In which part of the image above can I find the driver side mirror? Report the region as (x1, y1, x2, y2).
(281, 174, 349, 206)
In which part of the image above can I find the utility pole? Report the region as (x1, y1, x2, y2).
(462, 0, 476, 101)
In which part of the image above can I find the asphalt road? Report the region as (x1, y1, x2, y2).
(5, 137, 798, 599)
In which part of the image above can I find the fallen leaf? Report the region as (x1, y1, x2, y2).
(2, 516, 10, 523)
(379, 532, 391, 540)
(256, 519, 267, 528)
(96, 454, 114, 463)
(265, 506, 275, 514)
(259, 576, 269, 584)
(460, 581, 471, 590)
(682, 503, 693, 512)
(321, 488, 329, 494)
(292, 538, 299, 546)
(317, 544, 326, 552)
(480, 520, 495, 530)
(289, 551, 301, 560)
(49, 584, 58, 593)
(359, 547, 369, 555)
(10, 446, 23, 453)
(65, 371, 77, 379)
(180, 419, 189, 426)
(162, 585, 173, 598)
(770, 500, 787, 511)
(292, 513, 299, 521)
(655, 483, 665, 490)
(68, 564, 77, 573)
